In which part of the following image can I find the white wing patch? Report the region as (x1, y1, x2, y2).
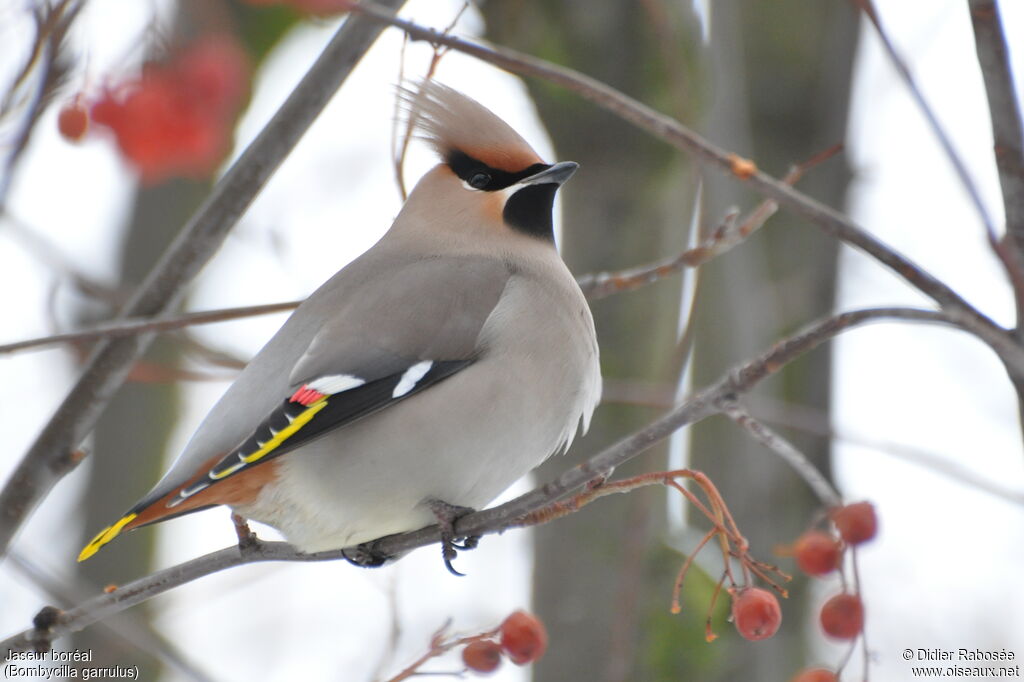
(308, 374, 366, 394)
(392, 360, 434, 398)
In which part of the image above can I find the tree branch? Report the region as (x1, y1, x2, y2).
(0, 301, 302, 355)
(10, 203, 818, 355)
(747, 396, 1024, 507)
(718, 400, 842, 507)
(344, 1, 1024, 377)
(853, 0, 1000, 244)
(0, 0, 83, 209)
(855, 0, 1024, 438)
(577, 147, 839, 299)
(5, 551, 216, 681)
(967, 0, 1024, 332)
(0, 306, 961, 653)
(0, 0, 409, 560)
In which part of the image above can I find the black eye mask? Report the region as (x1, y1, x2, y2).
(446, 150, 549, 192)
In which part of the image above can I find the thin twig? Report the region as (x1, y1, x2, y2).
(857, 0, 1024, 373)
(6, 217, 815, 355)
(384, 622, 501, 682)
(748, 396, 1024, 507)
(6, 551, 216, 682)
(857, 0, 1024, 438)
(0, 301, 301, 354)
(390, 2, 469, 201)
(0, 0, 410, 561)
(601, 385, 1024, 506)
(576, 145, 839, 300)
(853, 0, 999, 244)
(0, 0, 82, 208)
(718, 400, 842, 507)
(0, 306, 963, 652)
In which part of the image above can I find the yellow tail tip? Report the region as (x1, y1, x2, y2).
(77, 513, 137, 562)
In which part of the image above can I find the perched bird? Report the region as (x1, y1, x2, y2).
(79, 81, 601, 571)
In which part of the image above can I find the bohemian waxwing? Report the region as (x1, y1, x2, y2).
(79, 80, 602, 572)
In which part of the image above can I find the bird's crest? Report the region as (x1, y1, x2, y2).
(403, 80, 543, 173)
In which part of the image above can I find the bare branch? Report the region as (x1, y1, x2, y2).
(602, 387, 1024, 507)
(0, 306, 962, 652)
(855, 0, 1024, 350)
(8, 210, 825, 355)
(853, 1, 999, 243)
(0, 0, 83, 208)
(718, 401, 842, 507)
(854, 0, 1024, 436)
(344, 2, 1024, 375)
(384, 620, 500, 682)
(0, 0, 410, 560)
(578, 146, 840, 299)
(6, 552, 216, 682)
(0, 301, 301, 355)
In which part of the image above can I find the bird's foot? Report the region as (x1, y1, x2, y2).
(231, 513, 260, 554)
(341, 541, 392, 568)
(427, 498, 479, 577)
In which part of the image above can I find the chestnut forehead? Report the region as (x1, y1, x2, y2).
(471, 144, 543, 171)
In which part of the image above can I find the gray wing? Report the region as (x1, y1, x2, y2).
(290, 255, 512, 384)
(158, 255, 513, 506)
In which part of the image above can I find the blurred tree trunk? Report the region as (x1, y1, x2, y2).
(688, 2, 857, 680)
(484, 3, 699, 680)
(70, 177, 203, 678)
(485, 1, 858, 679)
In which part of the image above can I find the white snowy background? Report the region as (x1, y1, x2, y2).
(1, 1, 1022, 680)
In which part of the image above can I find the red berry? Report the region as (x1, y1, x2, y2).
(462, 640, 502, 673)
(793, 530, 842, 576)
(58, 102, 89, 141)
(831, 502, 877, 545)
(820, 593, 864, 639)
(791, 668, 838, 682)
(499, 610, 548, 665)
(731, 587, 782, 641)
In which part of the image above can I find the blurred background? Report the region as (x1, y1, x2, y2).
(1, 0, 1023, 680)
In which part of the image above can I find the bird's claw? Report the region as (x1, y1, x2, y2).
(427, 499, 477, 576)
(341, 541, 392, 568)
(231, 513, 260, 553)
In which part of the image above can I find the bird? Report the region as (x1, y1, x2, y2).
(78, 80, 602, 573)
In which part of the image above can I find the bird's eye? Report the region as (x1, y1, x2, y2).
(468, 172, 491, 189)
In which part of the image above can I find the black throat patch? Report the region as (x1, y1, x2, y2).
(503, 184, 558, 241)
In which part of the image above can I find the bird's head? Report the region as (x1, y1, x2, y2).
(400, 80, 577, 244)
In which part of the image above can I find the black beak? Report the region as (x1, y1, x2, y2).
(519, 161, 579, 187)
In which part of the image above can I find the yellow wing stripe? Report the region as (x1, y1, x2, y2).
(77, 397, 330, 562)
(77, 513, 138, 562)
(210, 397, 329, 478)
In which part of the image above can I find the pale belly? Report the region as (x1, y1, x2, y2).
(233, 351, 588, 552)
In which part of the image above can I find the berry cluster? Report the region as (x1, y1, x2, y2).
(58, 35, 249, 183)
(788, 501, 877, 681)
(461, 611, 548, 675)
